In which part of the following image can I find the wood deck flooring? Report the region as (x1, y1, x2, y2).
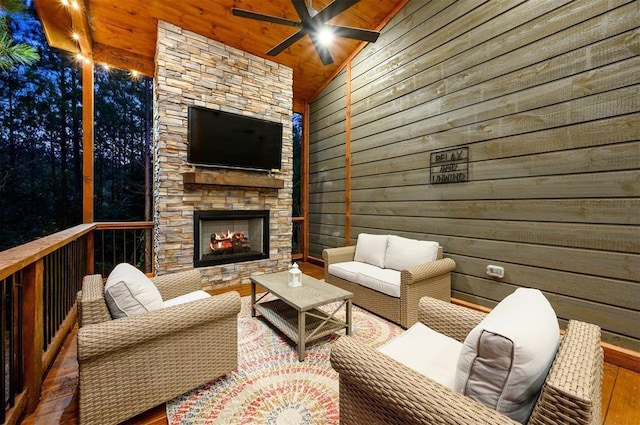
(21, 263, 640, 425)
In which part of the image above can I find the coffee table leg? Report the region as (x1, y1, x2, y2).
(298, 310, 305, 362)
(346, 299, 352, 336)
(251, 280, 256, 317)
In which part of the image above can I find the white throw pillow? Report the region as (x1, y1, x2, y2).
(384, 235, 439, 271)
(454, 288, 559, 423)
(104, 263, 164, 319)
(353, 233, 388, 268)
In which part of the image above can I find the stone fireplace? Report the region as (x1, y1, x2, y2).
(193, 210, 269, 268)
(153, 21, 294, 289)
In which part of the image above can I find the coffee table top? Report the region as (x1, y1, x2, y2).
(251, 271, 353, 311)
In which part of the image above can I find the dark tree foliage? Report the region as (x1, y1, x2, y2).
(0, 7, 152, 251)
(292, 112, 303, 218)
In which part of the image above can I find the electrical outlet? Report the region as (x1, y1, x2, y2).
(486, 265, 505, 278)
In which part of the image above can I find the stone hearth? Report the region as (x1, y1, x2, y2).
(153, 21, 293, 289)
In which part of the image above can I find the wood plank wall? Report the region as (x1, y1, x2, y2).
(308, 0, 640, 351)
(309, 69, 349, 256)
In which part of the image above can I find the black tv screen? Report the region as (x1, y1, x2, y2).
(187, 106, 283, 171)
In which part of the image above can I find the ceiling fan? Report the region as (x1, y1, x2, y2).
(231, 0, 380, 65)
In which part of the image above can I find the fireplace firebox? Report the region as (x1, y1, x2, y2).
(193, 210, 269, 267)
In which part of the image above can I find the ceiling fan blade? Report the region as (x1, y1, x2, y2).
(326, 24, 380, 43)
(232, 8, 301, 28)
(309, 35, 334, 65)
(267, 30, 308, 56)
(314, 0, 360, 24)
(291, 0, 312, 23)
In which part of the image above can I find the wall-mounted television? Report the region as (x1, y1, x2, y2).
(187, 106, 283, 172)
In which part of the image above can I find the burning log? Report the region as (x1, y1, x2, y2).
(209, 230, 250, 254)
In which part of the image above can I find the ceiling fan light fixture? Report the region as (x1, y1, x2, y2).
(307, 0, 318, 17)
(233, 0, 379, 66)
(316, 27, 335, 46)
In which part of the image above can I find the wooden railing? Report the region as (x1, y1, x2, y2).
(0, 221, 153, 425)
(94, 222, 154, 276)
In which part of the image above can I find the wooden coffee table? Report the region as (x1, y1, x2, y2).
(250, 271, 353, 361)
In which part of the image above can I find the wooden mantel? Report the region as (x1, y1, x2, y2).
(183, 171, 285, 189)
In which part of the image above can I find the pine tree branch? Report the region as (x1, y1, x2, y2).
(0, 7, 40, 71)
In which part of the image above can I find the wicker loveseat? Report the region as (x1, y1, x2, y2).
(331, 295, 603, 425)
(77, 269, 241, 425)
(323, 234, 456, 328)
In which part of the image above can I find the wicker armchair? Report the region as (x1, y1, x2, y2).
(323, 245, 455, 328)
(331, 297, 604, 425)
(77, 269, 241, 425)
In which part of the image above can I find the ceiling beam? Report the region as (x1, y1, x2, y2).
(33, 0, 76, 53)
(93, 43, 155, 76)
(68, 0, 93, 57)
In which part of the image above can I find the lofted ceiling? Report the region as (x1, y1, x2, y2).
(34, 0, 406, 108)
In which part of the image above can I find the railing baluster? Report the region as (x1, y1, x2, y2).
(1, 277, 6, 422)
(123, 229, 127, 265)
(133, 229, 138, 268)
(100, 230, 105, 276)
(10, 274, 18, 407)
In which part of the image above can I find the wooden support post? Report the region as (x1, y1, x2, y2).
(83, 61, 95, 274)
(22, 260, 44, 413)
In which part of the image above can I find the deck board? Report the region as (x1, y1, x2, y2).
(604, 367, 640, 425)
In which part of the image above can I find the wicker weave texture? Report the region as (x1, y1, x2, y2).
(528, 320, 603, 425)
(322, 245, 455, 328)
(418, 296, 487, 343)
(331, 301, 603, 425)
(77, 272, 241, 425)
(151, 268, 202, 300)
(79, 274, 112, 326)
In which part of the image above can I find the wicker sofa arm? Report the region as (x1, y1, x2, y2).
(151, 269, 203, 300)
(529, 320, 603, 425)
(402, 258, 456, 284)
(418, 297, 486, 343)
(322, 246, 356, 265)
(79, 274, 113, 326)
(78, 291, 240, 360)
(331, 336, 518, 425)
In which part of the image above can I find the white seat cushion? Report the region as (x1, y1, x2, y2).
(454, 288, 560, 423)
(104, 263, 164, 319)
(163, 290, 211, 308)
(378, 322, 462, 388)
(356, 267, 401, 298)
(353, 233, 389, 268)
(328, 261, 384, 283)
(384, 235, 439, 271)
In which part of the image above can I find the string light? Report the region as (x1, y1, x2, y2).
(74, 53, 91, 65)
(61, 0, 69, 6)
(72, 32, 80, 40)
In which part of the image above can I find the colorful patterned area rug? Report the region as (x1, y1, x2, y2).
(166, 295, 402, 424)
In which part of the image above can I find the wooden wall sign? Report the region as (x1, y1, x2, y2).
(430, 147, 469, 184)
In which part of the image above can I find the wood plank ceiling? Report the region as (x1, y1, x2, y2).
(34, 0, 405, 106)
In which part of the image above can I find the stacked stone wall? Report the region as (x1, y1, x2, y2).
(153, 21, 293, 288)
